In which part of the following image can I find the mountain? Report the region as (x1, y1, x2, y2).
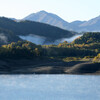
(78, 15, 100, 32)
(23, 10, 86, 31)
(23, 10, 70, 30)
(80, 16, 100, 27)
(70, 20, 86, 27)
(23, 10, 100, 32)
(0, 17, 75, 45)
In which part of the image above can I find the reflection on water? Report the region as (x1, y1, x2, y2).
(0, 75, 100, 100)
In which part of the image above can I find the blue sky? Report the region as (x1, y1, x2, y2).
(0, 0, 100, 22)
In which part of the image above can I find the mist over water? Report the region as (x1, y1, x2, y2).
(19, 34, 83, 45)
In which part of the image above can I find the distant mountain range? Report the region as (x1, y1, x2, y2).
(23, 10, 70, 30)
(23, 10, 100, 32)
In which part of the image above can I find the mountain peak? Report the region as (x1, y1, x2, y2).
(37, 10, 48, 14)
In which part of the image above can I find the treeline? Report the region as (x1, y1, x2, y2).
(0, 41, 42, 59)
(73, 32, 100, 44)
(57, 42, 100, 54)
(0, 40, 97, 59)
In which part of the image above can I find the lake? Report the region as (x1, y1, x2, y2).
(0, 75, 100, 100)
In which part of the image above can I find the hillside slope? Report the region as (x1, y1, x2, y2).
(0, 17, 74, 42)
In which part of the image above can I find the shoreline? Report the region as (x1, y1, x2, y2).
(0, 59, 100, 75)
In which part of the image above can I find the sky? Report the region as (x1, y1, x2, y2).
(0, 0, 100, 22)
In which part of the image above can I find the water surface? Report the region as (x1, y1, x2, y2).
(0, 75, 100, 100)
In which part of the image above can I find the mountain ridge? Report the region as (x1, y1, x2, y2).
(23, 10, 100, 32)
(23, 10, 70, 30)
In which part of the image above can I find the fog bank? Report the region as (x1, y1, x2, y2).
(19, 34, 46, 45)
(19, 34, 83, 45)
(54, 34, 83, 44)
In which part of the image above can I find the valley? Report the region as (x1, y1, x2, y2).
(0, 1, 100, 100)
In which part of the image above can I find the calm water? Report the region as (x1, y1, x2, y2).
(0, 75, 100, 100)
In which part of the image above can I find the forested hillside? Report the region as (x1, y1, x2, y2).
(0, 17, 74, 41)
(73, 32, 100, 44)
(0, 32, 99, 59)
(0, 19, 100, 61)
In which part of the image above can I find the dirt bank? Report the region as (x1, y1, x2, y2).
(0, 59, 100, 75)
